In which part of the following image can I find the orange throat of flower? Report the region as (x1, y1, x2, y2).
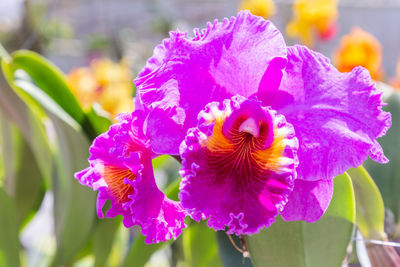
(202, 113, 287, 183)
(100, 164, 136, 203)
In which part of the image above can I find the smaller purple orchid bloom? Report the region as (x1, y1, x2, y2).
(75, 111, 186, 244)
(76, 11, 390, 243)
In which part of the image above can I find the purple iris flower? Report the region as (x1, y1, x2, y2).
(76, 11, 390, 242)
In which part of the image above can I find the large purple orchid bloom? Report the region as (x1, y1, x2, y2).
(76, 11, 390, 242)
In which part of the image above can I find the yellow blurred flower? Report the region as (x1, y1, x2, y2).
(287, 0, 338, 47)
(239, 0, 276, 19)
(67, 58, 134, 119)
(67, 68, 98, 111)
(333, 28, 383, 81)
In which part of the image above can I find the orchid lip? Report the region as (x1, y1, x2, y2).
(238, 117, 260, 138)
(179, 96, 299, 235)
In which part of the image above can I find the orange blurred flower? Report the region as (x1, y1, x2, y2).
(286, 0, 338, 47)
(333, 28, 383, 81)
(67, 58, 134, 119)
(390, 58, 400, 89)
(239, 0, 276, 19)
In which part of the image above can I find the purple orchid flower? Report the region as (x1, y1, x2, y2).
(75, 111, 186, 243)
(134, 11, 390, 233)
(76, 11, 390, 243)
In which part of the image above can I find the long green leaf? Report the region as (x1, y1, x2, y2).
(347, 166, 385, 239)
(0, 67, 52, 187)
(93, 218, 121, 267)
(13, 72, 81, 130)
(9, 50, 84, 123)
(2, 50, 99, 139)
(4, 60, 96, 264)
(246, 173, 355, 267)
(0, 187, 21, 267)
(50, 114, 96, 266)
(0, 112, 20, 186)
(13, 139, 45, 228)
(0, 115, 45, 228)
(2, 48, 107, 265)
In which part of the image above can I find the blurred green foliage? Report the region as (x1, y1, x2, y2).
(247, 173, 355, 267)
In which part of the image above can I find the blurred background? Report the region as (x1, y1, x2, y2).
(1, 0, 400, 267)
(2, 0, 400, 76)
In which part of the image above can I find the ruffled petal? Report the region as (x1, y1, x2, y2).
(280, 179, 333, 222)
(143, 108, 187, 155)
(135, 10, 287, 154)
(75, 111, 186, 243)
(179, 96, 298, 235)
(124, 164, 186, 243)
(261, 45, 391, 181)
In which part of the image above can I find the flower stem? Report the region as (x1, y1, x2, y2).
(225, 233, 251, 262)
(226, 233, 245, 254)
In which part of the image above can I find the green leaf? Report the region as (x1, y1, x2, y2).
(2, 49, 107, 265)
(163, 176, 180, 202)
(2, 54, 98, 265)
(122, 234, 170, 267)
(364, 83, 400, 221)
(1, 50, 98, 139)
(0, 112, 20, 186)
(0, 68, 52, 187)
(13, 136, 45, 228)
(8, 50, 84, 123)
(121, 178, 181, 267)
(106, 224, 130, 266)
(2, 59, 97, 264)
(347, 166, 385, 239)
(92, 218, 121, 267)
(0, 115, 45, 228)
(0, 187, 21, 267)
(152, 155, 172, 170)
(13, 71, 81, 130)
(50, 115, 97, 266)
(246, 173, 355, 267)
(183, 221, 223, 267)
(2, 50, 114, 265)
(86, 105, 112, 135)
